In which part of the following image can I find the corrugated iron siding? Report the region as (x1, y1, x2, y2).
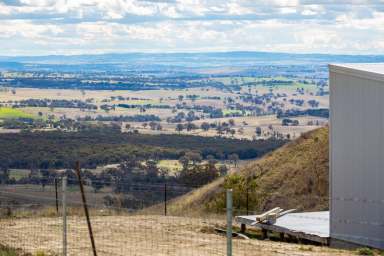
(330, 69, 384, 249)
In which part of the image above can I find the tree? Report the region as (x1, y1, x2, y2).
(178, 156, 189, 170)
(90, 176, 104, 193)
(219, 165, 228, 176)
(178, 164, 218, 186)
(146, 160, 159, 178)
(149, 121, 157, 130)
(186, 111, 196, 122)
(210, 109, 223, 118)
(177, 112, 186, 119)
(228, 119, 235, 126)
(228, 153, 239, 167)
(200, 122, 210, 131)
(185, 151, 202, 165)
(40, 169, 50, 191)
(207, 155, 218, 168)
(216, 125, 225, 135)
(255, 126, 262, 136)
(175, 123, 184, 133)
(0, 168, 9, 185)
(186, 122, 197, 131)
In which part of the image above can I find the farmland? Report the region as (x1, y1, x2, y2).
(0, 52, 332, 142)
(0, 76, 328, 140)
(0, 107, 33, 119)
(0, 56, 330, 218)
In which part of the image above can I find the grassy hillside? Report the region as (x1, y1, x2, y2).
(166, 127, 329, 216)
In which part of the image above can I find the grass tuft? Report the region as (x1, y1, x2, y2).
(0, 245, 19, 256)
(299, 246, 313, 251)
(356, 247, 374, 256)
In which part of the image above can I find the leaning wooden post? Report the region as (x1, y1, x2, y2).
(55, 178, 59, 214)
(226, 189, 233, 256)
(75, 161, 98, 256)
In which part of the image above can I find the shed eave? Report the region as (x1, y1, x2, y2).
(329, 63, 384, 83)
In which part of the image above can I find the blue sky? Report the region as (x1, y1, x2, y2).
(0, 0, 383, 56)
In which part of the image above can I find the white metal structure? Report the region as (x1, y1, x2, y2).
(329, 63, 384, 249)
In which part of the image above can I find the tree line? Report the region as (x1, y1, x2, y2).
(0, 126, 286, 170)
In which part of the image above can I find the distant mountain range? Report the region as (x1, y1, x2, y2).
(1, 51, 383, 75)
(1, 51, 384, 65)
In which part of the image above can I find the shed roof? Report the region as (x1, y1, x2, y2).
(329, 63, 384, 82)
(236, 211, 330, 244)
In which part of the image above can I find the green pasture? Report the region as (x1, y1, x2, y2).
(0, 107, 34, 119)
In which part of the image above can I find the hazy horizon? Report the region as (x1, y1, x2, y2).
(1, 50, 384, 58)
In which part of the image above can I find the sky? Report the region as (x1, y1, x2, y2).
(0, 0, 383, 56)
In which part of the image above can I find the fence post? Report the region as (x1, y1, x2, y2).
(226, 189, 233, 256)
(55, 178, 59, 214)
(246, 187, 249, 215)
(75, 161, 98, 256)
(164, 183, 167, 216)
(62, 176, 67, 256)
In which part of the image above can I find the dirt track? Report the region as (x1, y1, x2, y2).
(0, 215, 351, 256)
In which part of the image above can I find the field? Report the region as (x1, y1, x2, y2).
(157, 160, 183, 174)
(0, 107, 33, 119)
(8, 169, 30, 181)
(0, 215, 352, 256)
(0, 78, 329, 140)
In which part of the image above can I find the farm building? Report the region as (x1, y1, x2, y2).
(329, 63, 384, 249)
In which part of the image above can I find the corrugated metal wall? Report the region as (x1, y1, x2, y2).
(330, 69, 384, 249)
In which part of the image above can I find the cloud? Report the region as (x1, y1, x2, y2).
(0, 0, 383, 55)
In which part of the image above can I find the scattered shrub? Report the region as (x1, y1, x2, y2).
(357, 247, 374, 256)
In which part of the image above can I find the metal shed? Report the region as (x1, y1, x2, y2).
(329, 63, 384, 249)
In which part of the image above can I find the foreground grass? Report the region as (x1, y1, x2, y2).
(0, 215, 352, 256)
(0, 245, 18, 256)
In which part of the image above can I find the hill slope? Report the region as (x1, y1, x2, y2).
(167, 127, 329, 215)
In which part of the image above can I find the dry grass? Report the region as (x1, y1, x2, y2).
(238, 126, 329, 211)
(0, 215, 351, 256)
(166, 127, 329, 215)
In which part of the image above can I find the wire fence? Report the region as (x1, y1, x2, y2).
(0, 176, 270, 256)
(0, 174, 382, 255)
